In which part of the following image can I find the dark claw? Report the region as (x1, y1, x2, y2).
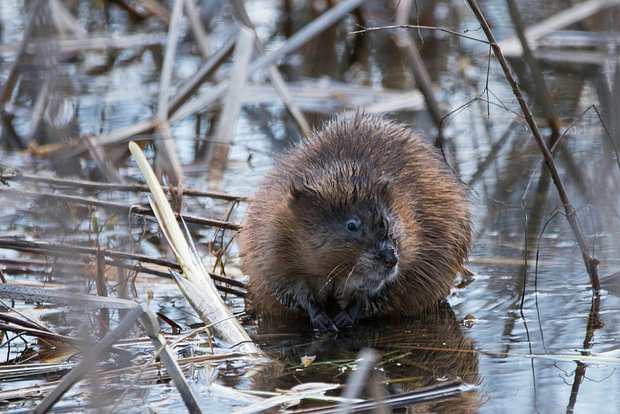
(334, 310, 355, 330)
(334, 297, 361, 330)
(307, 298, 339, 332)
(311, 311, 339, 332)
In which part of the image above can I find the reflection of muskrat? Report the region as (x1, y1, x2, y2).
(239, 115, 472, 331)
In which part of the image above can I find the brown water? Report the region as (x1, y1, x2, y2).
(1, 0, 619, 412)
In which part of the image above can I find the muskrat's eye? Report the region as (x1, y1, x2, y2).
(346, 218, 360, 232)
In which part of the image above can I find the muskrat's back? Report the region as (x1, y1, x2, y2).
(239, 114, 472, 331)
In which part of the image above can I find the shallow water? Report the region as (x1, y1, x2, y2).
(1, 0, 619, 412)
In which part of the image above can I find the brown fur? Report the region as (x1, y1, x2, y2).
(238, 114, 472, 325)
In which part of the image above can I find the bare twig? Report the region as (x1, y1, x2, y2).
(349, 24, 489, 44)
(0, 187, 241, 230)
(0, 239, 247, 293)
(466, 0, 600, 290)
(0, 170, 249, 201)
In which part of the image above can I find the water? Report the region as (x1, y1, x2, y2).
(1, 0, 619, 412)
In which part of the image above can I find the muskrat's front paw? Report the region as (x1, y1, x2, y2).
(334, 311, 355, 330)
(311, 312, 339, 332)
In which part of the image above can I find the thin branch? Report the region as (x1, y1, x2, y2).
(349, 24, 489, 44)
(0, 187, 241, 230)
(0, 238, 247, 291)
(466, 0, 600, 290)
(0, 170, 250, 201)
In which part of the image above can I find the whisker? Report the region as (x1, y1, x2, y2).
(341, 263, 357, 294)
(319, 262, 346, 293)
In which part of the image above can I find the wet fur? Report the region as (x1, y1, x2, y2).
(238, 114, 472, 325)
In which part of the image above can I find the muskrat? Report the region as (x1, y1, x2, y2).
(238, 114, 472, 332)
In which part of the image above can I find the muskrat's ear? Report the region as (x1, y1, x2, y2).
(289, 182, 317, 206)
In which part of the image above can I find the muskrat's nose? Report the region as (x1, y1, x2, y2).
(378, 239, 398, 268)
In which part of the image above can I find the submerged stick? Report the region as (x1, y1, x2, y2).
(465, 0, 600, 290)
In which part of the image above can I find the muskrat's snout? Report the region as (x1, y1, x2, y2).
(378, 238, 398, 268)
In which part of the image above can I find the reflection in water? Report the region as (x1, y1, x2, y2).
(252, 304, 480, 412)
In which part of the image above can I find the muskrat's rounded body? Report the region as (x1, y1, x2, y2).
(238, 115, 472, 331)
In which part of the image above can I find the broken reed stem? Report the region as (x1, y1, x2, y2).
(466, 0, 600, 291)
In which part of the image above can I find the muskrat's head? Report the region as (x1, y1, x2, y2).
(286, 164, 402, 294)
